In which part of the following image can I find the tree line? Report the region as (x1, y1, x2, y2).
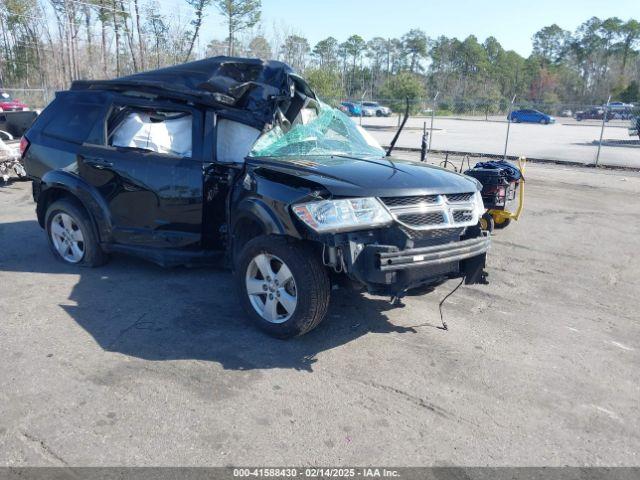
(1, 0, 638, 111)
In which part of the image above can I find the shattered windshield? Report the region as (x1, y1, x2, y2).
(249, 103, 385, 159)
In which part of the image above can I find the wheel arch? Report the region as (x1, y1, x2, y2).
(230, 200, 284, 261)
(37, 170, 113, 243)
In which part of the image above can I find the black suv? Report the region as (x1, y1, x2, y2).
(22, 57, 490, 338)
(576, 108, 609, 121)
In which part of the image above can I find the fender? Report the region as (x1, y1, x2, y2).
(38, 170, 114, 243)
(231, 197, 290, 237)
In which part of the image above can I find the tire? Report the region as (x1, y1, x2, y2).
(45, 198, 108, 267)
(376, 110, 382, 117)
(480, 212, 494, 232)
(235, 235, 330, 338)
(494, 217, 511, 229)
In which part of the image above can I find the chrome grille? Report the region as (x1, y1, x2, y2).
(400, 227, 464, 243)
(380, 192, 479, 231)
(380, 195, 439, 207)
(445, 193, 474, 203)
(453, 210, 474, 223)
(397, 212, 445, 227)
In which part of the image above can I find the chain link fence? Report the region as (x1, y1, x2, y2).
(327, 97, 640, 169)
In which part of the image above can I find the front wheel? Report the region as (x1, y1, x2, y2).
(235, 235, 330, 338)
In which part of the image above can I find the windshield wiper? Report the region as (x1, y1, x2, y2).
(386, 97, 410, 157)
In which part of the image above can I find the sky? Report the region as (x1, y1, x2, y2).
(195, 0, 640, 56)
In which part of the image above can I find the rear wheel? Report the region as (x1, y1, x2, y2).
(235, 235, 330, 338)
(45, 199, 108, 267)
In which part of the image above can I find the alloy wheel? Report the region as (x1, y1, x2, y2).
(50, 212, 85, 263)
(245, 253, 297, 324)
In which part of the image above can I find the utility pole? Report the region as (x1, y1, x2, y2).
(428, 91, 439, 152)
(503, 95, 517, 160)
(595, 95, 611, 167)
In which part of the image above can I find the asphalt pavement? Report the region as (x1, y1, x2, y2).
(1, 162, 639, 466)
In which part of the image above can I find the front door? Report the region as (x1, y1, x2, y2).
(77, 96, 204, 248)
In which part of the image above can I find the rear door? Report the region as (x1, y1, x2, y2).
(77, 95, 204, 248)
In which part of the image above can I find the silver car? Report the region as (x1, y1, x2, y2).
(362, 101, 392, 117)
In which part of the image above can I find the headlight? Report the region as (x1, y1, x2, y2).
(292, 197, 393, 233)
(474, 191, 486, 218)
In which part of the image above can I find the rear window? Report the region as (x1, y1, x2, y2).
(41, 101, 104, 144)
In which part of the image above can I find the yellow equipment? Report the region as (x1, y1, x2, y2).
(474, 157, 526, 232)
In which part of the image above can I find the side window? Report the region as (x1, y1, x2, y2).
(216, 118, 260, 163)
(41, 99, 105, 145)
(108, 107, 193, 158)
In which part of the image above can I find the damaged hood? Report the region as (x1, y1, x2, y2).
(71, 56, 311, 129)
(248, 155, 479, 197)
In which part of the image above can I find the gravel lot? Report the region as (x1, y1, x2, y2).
(364, 116, 639, 168)
(1, 161, 639, 466)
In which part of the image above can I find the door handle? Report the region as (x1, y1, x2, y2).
(84, 156, 114, 169)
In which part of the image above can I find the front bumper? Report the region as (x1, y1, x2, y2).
(335, 229, 490, 296)
(377, 235, 490, 271)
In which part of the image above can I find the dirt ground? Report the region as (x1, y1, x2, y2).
(0, 160, 639, 466)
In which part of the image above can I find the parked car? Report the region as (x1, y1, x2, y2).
(0, 92, 28, 112)
(508, 109, 555, 124)
(560, 109, 573, 117)
(576, 108, 609, 121)
(21, 57, 490, 338)
(362, 101, 392, 117)
(608, 102, 635, 120)
(339, 101, 362, 117)
(360, 104, 376, 117)
(0, 110, 39, 137)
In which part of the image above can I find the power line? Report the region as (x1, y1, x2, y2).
(13, 41, 60, 53)
(66, 0, 131, 16)
(4, 1, 195, 31)
(5, 11, 161, 40)
(66, 0, 195, 14)
(4, 11, 85, 28)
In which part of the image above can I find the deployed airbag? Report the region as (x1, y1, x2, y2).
(111, 111, 192, 157)
(216, 119, 260, 163)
